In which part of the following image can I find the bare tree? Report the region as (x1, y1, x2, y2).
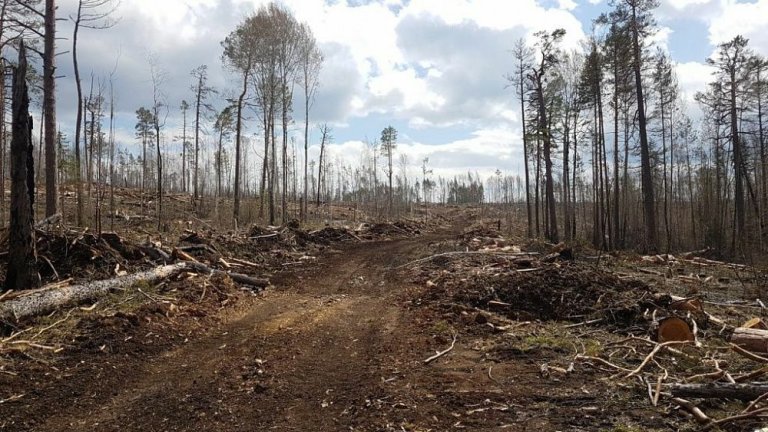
(316, 123, 331, 206)
(190, 65, 215, 209)
(70, 0, 119, 225)
(149, 57, 167, 230)
(509, 38, 534, 238)
(221, 15, 257, 226)
(299, 23, 322, 222)
(213, 106, 234, 220)
(180, 100, 189, 193)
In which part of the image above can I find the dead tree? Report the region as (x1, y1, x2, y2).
(5, 43, 38, 291)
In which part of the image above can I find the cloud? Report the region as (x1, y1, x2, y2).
(707, 0, 768, 54)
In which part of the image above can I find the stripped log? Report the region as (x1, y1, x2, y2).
(0, 263, 189, 322)
(669, 382, 768, 401)
(0, 262, 269, 322)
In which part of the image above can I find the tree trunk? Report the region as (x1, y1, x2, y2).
(72, 8, 85, 227)
(632, 4, 657, 252)
(233, 68, 248, 225)
(5, 44, 38, 292)
(155, 121, 162, 231)
(538, 80, 558, 243)
(520, 63, 533, 238)
(194, 76, 202, 207)
(44, 0, 57, 217)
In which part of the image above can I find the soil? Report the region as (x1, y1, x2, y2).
(0, 213, 765, 431)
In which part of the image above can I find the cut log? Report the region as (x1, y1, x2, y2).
(730, 327, 768, 354)
(185, 262, 269, 288)
(0, 262, 269, 322)
(658, 316, 694, 342)
(669, 382, 768, 401)
(0, 263, 189, 322)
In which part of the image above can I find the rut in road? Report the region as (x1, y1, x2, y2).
(40, 233, 447, 432)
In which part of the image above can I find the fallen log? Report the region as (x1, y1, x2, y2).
(185, 262, 269, 288)
(0, 263, 189, 323)
(177, 244, 219, 255)
(0, 262, 269, 323)
(730, 327, 768, 354)
(669, 382, 768, 401)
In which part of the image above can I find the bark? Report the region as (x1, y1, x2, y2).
(5, 44, 37, 292)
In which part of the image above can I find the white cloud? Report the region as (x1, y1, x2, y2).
(676, 60, 716, 118)
(707, 0, 768, 54)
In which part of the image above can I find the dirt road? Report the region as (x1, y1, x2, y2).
(9, 233, 465, 431)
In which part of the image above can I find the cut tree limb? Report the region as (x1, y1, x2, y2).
(424, 333, 457, 364)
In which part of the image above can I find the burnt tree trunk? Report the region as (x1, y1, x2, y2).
(5, 44, 38, 292)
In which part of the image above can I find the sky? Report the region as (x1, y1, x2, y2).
(36, 0, 768, 182)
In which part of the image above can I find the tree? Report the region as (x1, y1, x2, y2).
(70, 0, 119, 225)
(299, 23, 323, 222)
(179, 100, 189, 193)
(380, 126, 397, 218)
(529, 28, 565, 243)
(616, 0, 659, 251)
(221, 15, 257, 225)
(705, 35, 754, 253)
(421, 157, 433, 218)
(190, 64, 215, 208)
(134, 106, 154, 214)
(149, 57, 167, 230)
(213, 106, 234, 220)
(316, 123, 331, 206)
(509, 38, 534, 238)
(6, 43, 37, 291)
(42, 0, 56, 217)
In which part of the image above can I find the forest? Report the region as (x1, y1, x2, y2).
(2, 0, 768, 431)
(0, 0, 764, 260)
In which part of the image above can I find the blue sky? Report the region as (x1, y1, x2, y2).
(27, 0, 768, 181)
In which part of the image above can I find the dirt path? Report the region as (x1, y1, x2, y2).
(30, 233, 447, 432)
